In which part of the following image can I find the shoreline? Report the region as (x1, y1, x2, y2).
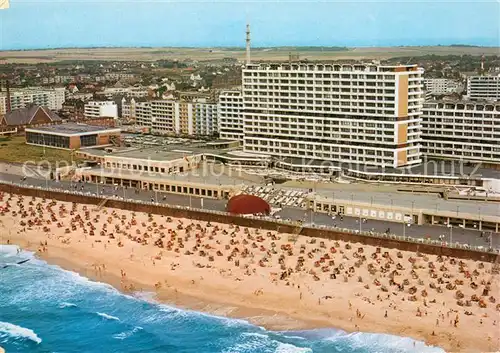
(4, 238, 354, 333)
(1, 195, 499, 352)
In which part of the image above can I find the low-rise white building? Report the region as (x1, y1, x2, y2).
(466, 75, 500, 101)
(84, 101, 118, 119)
(104, 73, 136, 81)
(424, 78, 461, 94)
(421, 101, 500, 166)
(97, 86, 150, 99)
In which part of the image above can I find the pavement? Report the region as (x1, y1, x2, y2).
(0, 168, 498, 250)
(274, 208, 498, 249)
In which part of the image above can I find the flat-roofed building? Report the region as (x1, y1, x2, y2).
(84, 101, 118, 119)
(136, 101, 152, 128)
(195, 101, 218, 136)
(0, 95, 6, 116)
(242, 63, 424, 168)
(424, 78, 461, 94)
(150, 100, 176, 134)
(25, 123, 121, 149)
(121, 98, 136, 120)
(421, 101, 500, 167)
(466, 75, 500, 101)
(4, 87, 66, 111)
(74, 148, 241, 199)
(177, 101, 194, 135)
(218, 90, 243, 141)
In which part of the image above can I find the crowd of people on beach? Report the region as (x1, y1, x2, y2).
(1, 191, 499, 351)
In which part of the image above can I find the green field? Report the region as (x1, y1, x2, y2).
(0, 136, 81, 166)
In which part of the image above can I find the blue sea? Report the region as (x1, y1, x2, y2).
(0, 245, 445, 353)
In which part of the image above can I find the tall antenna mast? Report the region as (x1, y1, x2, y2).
(246, 23, 251, 65)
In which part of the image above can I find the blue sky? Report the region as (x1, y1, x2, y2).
(1, 0, 499, 50)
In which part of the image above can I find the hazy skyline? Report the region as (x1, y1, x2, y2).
(0, 0, 499, 50)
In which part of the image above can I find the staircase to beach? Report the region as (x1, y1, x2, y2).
(95, 197, 109, 211)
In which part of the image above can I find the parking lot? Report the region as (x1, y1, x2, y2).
(243, 185, 307, 208)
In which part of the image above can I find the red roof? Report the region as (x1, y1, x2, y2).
(226, 194, 270, 215)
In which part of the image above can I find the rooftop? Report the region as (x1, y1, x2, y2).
(2, 105, 61, 126)
(79, 165, 247, 187)
(245, 62, 421, 72)
(307, 187, 500, 219)
(278, 157, 500, 179)
(82, 139, 243, 162)
(26, 123, 121, 135)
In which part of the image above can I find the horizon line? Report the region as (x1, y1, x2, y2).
(2, 44, 500, 52)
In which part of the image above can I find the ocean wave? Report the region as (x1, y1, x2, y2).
(241, 332, 269, 339)
(0, 244, 446, 353)
(0, 245, 34, 260)
(283, 328, 445, 353)
(157, 303, 253, 328)
(132, 291, 158, 304)
(0, 321, 42, 344)
(96, 312, 120, 321)
(275, 343, 312, 353)
(113, 326, 143, 340)
(341, 331, 444, 353)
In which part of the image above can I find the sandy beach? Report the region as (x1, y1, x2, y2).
(1, 192, 499, 353)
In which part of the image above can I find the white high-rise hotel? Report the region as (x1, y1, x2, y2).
(241, 63, 424, 168)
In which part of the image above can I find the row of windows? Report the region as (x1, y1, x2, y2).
(243, 71, 419, 79)
(26, 132, 70, 148)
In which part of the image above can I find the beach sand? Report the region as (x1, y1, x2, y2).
(1, 193, 499, 352)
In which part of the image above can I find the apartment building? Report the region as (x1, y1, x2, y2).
(121, 98, 137, 120)
(218, 90, 244, 141)
(241, 63, 424, 168)
(84, 101, 118, 119)
(42, 76, 73, 85)
(195, 102, 218, 136)
(130, 98, 214, 136)
(136, 102, 152, 127)
(424, 78, 461, 94)
(3, 87, 66, 111)
(104, 73, 136, 81)
(421, 101, 500, 166)
(151, 100, 177, 134)
(0, 95, 6, 115)
(466, 75, 500, 101)
(177, 101, 194, 135)
(97, 86, 150, 100)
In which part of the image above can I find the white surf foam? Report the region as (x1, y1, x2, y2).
(0, 245, 34, 260)
(275, 343, 312, 353)
(324, 330, 445, 353)
(241, 332, 269, 339)
(59, 302, 77, 309)
(96, 312, 120, 321)
(0, 321, 42, 344)
(113, 326, 143, 340)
